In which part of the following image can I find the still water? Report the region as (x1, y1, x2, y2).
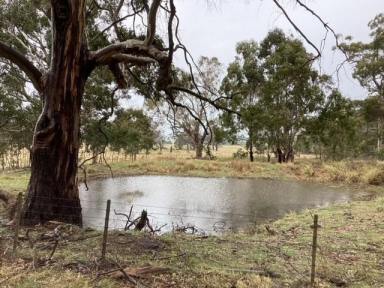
(79, 176, 356, 233)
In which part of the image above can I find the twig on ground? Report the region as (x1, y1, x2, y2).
(114, 206, 134, 230)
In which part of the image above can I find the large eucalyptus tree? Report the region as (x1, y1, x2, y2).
(0, 0, 184, 225)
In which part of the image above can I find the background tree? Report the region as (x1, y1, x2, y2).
(341, 13, 384, 99)
(305, 90, 361, 160)
(0, 64, 41, 169)
(162, 56, 223, 159)
(222, 30, 326, 163)
(211, 123, 227, 151)
(353, 96, 384, 157)
(110, 109, 155, 160)
(221, 40, 264, 162)
(258, 29, 325, 163)
(81, 67, 121, 165)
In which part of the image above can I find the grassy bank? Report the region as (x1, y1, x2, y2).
(2, 146, 384, 197)
(1, 196, 384, 287)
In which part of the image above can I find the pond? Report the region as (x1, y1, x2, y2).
(79, 176, 358, 233)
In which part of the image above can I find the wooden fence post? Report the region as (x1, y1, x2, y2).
(311, 214, 319, 287)
(101, 199, 111, 261)
(13, 192, 23, 257)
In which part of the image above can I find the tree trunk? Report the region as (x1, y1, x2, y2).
(195, 129, 207, 159)
(249, 148, 254, 162)
(196, 144, 203, 159)
(286, 148, 294, 162)
(159, 141, 163, 154)
(91, 149, 99, 164)
(248, 131, 254, 162)
(277, 148, 284, 164)
(377, 119, 381, 154)
(22, 0, 89, 226)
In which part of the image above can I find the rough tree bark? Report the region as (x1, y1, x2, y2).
(248, 130, 254, 162)
(22, 0, 90, 225)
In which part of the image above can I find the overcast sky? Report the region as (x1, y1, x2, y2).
(126, 0, 383, 108)
(172, 0, 383, 100)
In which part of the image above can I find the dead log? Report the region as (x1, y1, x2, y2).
(134, 210, 148, 231)
(110, 266, 170, 279)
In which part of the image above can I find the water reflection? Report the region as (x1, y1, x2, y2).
(79, 176, 354, 233)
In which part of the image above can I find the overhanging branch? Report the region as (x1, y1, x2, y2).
(0, 41, 43, 92)
(168, 85, 240, 116)
(89, 39, 167, 65)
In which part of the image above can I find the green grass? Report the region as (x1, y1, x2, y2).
(0, 169, 30, 194)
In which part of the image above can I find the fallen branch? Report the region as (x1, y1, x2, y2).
(173, 224, 197, 234)
(114, 206, 133, 231)
(110, 266, 170, 279)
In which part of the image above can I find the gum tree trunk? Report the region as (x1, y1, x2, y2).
(22, 0, 90, 225)
(196, 144, 203, 159)
(248, 130, 254, 162)
(195, 129, 207, 159)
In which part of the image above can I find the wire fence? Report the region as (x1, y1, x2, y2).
(2, 194, 383, 287)
(7, 195, 280, 236)
(0, 146, 186, 171)
(0, 193, 329, 287)
(0, 148, 149, 171)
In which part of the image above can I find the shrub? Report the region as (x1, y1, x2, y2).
(233, 148, 248, 159)
(366, 168, 384, 185)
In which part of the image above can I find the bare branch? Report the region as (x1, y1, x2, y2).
(91, 8, 145, 42)
(272, 0, 321, 61)
(295, 0, 345, 55)
(0, 41, 43, 92)
(168, 85, 240, 116)
(144, 0, 162, 46)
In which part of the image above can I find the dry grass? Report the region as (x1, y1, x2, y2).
(1, 195, 384, 287)
(282, 159, 384, 187)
